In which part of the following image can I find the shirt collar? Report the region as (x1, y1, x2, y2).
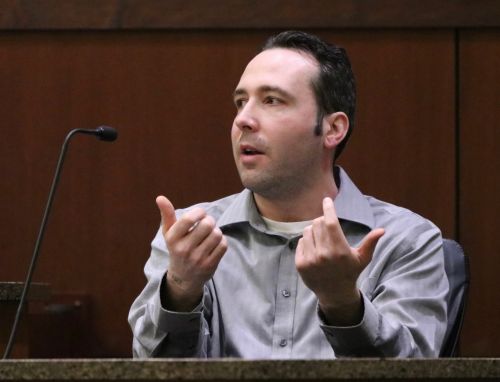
(334, 166, 375, 230)
(217, 189, 263, 229)
(216, 166, 374, 231)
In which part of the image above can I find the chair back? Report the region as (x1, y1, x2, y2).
(440, 239, 470, 357)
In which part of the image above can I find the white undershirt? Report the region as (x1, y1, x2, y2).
(261, 216, 312, 237)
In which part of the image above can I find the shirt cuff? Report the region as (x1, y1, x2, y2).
(151, 274, 204, 333)
(318, 292, 379, 355)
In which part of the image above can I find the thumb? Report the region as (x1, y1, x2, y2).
(156, 195, 177, 235)
(357, 228, 385, 268)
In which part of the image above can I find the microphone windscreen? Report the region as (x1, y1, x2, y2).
(96, 126, 118, 142)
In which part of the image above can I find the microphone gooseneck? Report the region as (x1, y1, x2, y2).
(2, 126, 117, 359)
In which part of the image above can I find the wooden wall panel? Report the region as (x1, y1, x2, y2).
(0, 29, 455, 357)
(0, 31, 256, 356)
(459, 30, 500, 356)
(1, 0, 499, 29)
(335, 30, 456, 238)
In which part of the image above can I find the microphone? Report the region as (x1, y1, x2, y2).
(78, 126, 118, 142)
(2, 126, 118, 359)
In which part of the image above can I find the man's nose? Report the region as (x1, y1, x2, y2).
(234, 103, 259, 132)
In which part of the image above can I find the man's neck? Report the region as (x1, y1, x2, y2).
(253, 174, 339, 222)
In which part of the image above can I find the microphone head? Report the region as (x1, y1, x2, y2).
(95, 126, 118, 142)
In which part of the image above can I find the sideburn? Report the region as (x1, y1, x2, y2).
(313, 110, 324, 136)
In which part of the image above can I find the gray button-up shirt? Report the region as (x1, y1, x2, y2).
(128, 167, 448, 358)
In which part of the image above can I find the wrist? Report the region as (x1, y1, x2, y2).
(318, 289, 363, 326)
(161, 271, 204, 312)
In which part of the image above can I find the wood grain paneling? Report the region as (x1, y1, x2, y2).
(335, 30, 456, 238)
(0, 29, 458, 357)
(0, 31, 255, 356)
(459, 30, 500, 356)
(0, 0, 499, 30)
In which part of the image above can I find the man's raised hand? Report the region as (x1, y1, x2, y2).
(295, 197, 385, 325)
(156, 195, 227, 311)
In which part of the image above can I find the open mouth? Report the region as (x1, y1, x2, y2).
(242, 148, 261, 155)
(240, 145, 263, 156)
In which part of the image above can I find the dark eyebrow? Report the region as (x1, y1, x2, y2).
(233, 88, 247, 99)
(260, 86, 294, 100)
(233, 86, 294, 100)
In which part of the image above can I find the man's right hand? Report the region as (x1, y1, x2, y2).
(156, 195, 228, 312)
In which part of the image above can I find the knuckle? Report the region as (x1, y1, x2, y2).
(325, 219, 338, 230)
(199, 216, 215, 231)
(180, 215, 198, 229)
(211, 228, 223, 241)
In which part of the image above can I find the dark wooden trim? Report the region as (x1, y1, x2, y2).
(0, 282, 50, 302)
(0, 0, 499, 30)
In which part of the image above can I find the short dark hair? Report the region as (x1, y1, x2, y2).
(262, 31, 356, 160)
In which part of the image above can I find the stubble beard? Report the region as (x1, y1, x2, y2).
(237, 153, 320, 202)
(234, 121, 325, 201)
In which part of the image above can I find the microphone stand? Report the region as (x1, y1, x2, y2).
(2, 128, 115, 359)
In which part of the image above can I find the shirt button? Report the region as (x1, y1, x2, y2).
(282, 289, 290, 298)
(279, 339, 288, 347)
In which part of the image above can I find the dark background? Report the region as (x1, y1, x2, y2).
(0, 1, 498, 357)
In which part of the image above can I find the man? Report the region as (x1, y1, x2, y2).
(128, 31, 448, 358)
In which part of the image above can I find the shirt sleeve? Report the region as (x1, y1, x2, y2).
(127, 228, 212, 358)
(318, 218, 449, 357)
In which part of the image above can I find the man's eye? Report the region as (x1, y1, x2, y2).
(265, 96, 282, 105)
(234, 99, 247, 109)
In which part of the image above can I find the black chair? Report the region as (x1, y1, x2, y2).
(439, 238, 470, 357)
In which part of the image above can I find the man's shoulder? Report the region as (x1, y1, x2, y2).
(366, 195, 442, 240)
(336, 167, 439, 237)
(362, 195, 444, 262)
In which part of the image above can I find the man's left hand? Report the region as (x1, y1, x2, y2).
(295, 197, 385, 326)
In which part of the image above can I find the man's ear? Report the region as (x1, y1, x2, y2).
(323, 112, 349, 150)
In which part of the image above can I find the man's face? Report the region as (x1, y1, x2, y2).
(231, 48, 325, 199)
